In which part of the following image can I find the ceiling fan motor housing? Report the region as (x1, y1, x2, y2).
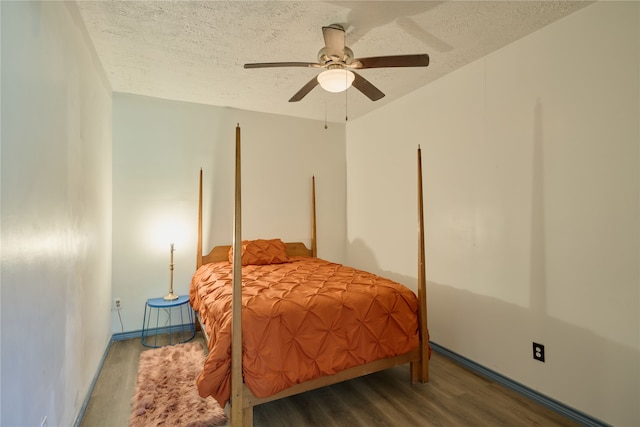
(318, 46, 354, 67)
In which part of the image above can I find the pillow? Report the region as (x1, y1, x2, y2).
(228, 238, 290, 266)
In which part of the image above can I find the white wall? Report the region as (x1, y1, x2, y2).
(346, 2, 638, 426)
(1, 2, 112, 426)
(112, 94, 346, 333)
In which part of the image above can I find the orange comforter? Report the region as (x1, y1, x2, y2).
(189, 256, 419, 406)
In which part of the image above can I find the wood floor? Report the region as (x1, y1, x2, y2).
(81, 333, 579, 426)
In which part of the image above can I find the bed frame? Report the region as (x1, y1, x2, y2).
(195, 125, 428, 426)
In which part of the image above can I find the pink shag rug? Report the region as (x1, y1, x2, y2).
(129, 342, 227, 427)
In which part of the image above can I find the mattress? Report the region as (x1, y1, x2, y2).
(189, 256, 419, 406)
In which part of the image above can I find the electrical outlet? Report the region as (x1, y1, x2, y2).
(533, 342, 545, 362)
(114, 298, 122, 311)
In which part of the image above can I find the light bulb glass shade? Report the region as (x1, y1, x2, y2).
(317, 69, 355, 93)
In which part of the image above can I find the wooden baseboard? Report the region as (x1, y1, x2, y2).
(73, 337, 113, 427)
(430, 342, 610, 427)
(111, 323, 195, 342)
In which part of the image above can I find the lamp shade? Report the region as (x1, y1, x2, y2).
(317, 69, 355, 93)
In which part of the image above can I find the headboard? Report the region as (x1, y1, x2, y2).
(196, 170, 317, 268)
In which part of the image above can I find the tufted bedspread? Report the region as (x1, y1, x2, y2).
(189, 256, 420, 406)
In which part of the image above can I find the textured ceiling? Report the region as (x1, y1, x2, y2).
(76, 1, 591, 123)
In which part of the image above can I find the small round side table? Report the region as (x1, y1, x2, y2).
(141, 295, 195, 348)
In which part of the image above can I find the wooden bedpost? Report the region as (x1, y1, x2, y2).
(311, 176, 317, 257)
(412, 145, 429, 383)
(231, 124, 245, 425)
(197, 168, 203, 269)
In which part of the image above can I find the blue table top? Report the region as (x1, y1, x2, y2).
(146, 295, 190, 308)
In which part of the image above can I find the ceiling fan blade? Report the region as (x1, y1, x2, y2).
(288, 77, 320, 102)
(352, 54, 430, 69)
(244, 62, 321, 69)
(351, 72, 385, 101)
(322, 24, 345, 60)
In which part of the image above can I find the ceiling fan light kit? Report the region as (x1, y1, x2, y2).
(244, 24, 429, 102)
(317, 69, 355, 93)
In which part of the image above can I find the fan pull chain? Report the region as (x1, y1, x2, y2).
(345, 72, 349, 122)
(324, 101, 328, 129)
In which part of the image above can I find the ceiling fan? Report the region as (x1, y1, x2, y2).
(244, 24, 430, 102)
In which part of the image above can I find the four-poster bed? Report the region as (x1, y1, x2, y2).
(189, 125, 429, 426)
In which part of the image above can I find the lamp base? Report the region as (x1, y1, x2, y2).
(163, 292, 179, 301)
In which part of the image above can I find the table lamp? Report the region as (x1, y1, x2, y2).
(164, 243, 179, 300)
